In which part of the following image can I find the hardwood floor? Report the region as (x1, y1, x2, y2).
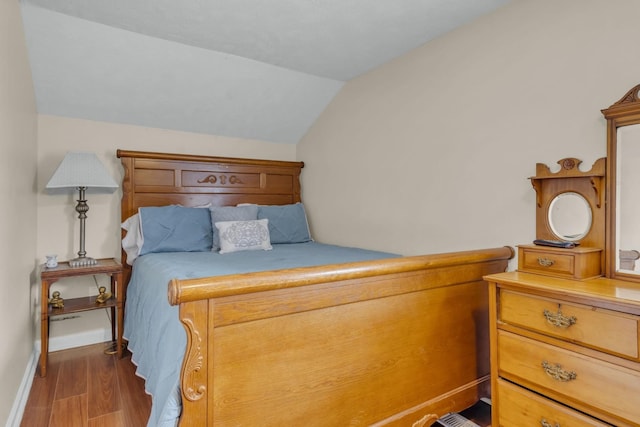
(21, 343, 151, 427)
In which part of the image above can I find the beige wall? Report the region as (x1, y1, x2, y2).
(36, 115, 297, 342)
(8, 0, 640, 423)
(298, 0, 640, 258)
(0, 0, 38, 424)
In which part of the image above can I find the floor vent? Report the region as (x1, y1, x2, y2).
(435, 412, 481, 427)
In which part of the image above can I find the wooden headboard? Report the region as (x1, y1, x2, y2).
(116, 149, 304, 282)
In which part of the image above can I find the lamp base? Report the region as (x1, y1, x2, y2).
(69, 257, 98, 268)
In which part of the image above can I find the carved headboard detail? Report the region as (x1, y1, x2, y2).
(116, 149, 304, 284)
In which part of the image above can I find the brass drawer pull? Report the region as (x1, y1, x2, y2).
(543, 308, 577, 328)
(537, 257, 555, 267)
(541, 419, 560, 427)
(541, 361, 577, 382)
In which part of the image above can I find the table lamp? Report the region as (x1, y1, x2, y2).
(46, 151, 118, 267)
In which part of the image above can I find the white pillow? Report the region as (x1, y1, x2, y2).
(121, 213, 144, 265)
(215, 219, 272, 254)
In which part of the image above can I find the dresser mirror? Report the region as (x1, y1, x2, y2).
(548, 192, 592, 241)
(602, 84, 640, 280)
(518, 157, 606, 280)
(530, 157, 605, 248)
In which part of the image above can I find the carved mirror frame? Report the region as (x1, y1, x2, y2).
(602, 84, 640, 281)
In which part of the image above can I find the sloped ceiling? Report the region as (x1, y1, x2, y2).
(20, 0, 510, 144)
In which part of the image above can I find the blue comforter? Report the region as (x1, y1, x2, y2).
(123, 242, 398, 426)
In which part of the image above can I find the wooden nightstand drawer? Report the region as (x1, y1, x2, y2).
(497, 379, 609, 427)
(500, 290, 639, 359)
(498, 331, 640, 425)
(518, 245, 602, 279)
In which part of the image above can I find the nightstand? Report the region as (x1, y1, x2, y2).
(39, 258, 123, 377)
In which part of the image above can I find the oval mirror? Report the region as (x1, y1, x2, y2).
(548, 192, 592, 241)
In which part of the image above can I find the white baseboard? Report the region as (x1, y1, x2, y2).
(43, 309, 113, 352)
(7, 328, 112, 427)
(45, 327, 112, 352)
(6, 349, 37, 427)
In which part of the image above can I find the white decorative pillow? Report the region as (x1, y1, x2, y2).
(209, 205, 259, 250)
(215, 219, 272, 254)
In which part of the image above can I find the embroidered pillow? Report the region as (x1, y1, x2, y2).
(209, 205, 259, 250)
(215, 219, 272, 254)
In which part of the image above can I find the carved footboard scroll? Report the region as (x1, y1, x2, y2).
(168, 246, 513, 426)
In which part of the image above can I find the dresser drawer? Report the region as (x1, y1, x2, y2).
(518, 245, 601, 279)
(498, 331, 640, 425)
(500, 290, 639, 359)
(497, 379, 610, 426)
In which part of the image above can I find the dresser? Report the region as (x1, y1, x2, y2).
(485, 271, 640, 426)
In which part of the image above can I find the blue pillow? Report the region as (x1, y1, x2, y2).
(209, 205, 259, 250)
(257, 203, 312, 244)
(138, 206, 213, 255)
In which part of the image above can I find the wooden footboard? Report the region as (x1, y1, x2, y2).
(168, 246, 513, 426)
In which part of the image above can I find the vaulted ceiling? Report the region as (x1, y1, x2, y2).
(20, 0, 511, 144)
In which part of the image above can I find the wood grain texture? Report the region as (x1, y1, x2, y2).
(21, 355, 60, 426)
(500, 289, 639, 359)
(56, 355, 87, 399)
(172, 247, 512, 426)
(115, 350, 153, 427)
(50, 395, 87, 427)
(498, 379, 609, 427)
(87, 347, 119, 419)
(20, 344, 150, 427)
(488, 272, 640, 427)
(39, 259, 124, 377)
(499, 331, 640, 424)
(529, 157, 606, 275)
(117, 149, 513, 425)
(117, 149, 304, 291)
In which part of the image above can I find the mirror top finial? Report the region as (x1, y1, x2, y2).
(611, 84, 640, 106)
(602, 84, 640, 121)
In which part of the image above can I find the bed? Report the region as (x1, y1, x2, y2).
(117, 149, 513, 426)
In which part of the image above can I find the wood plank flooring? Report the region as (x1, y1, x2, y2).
(21, 343, 151, 427)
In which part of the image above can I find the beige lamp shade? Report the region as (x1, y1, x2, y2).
(45, 151, 118, 267)
(46, 151, 118, 190)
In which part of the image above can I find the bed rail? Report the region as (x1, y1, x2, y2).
(169, 246, 513, 303)
(169, 246, 513, 426)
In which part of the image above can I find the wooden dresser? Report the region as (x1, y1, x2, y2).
(485, 271, 640, 426)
